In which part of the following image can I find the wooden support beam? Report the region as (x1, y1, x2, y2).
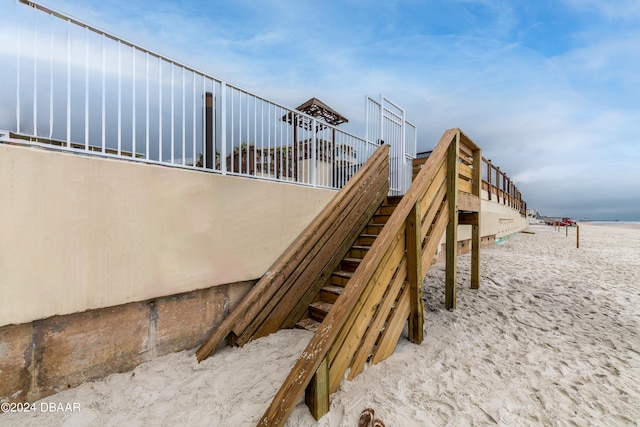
(471, 147, 482, 289)
(304, 358, 329, 420)
(445, 131, 459, 310)
(305, 357, 329, 421)
(406, 199, 424, 344)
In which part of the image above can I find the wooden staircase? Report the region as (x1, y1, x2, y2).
(295, 196, 402, 332)
(196, 128, 483, 427)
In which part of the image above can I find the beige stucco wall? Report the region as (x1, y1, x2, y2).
(479, 189, 528, 240)
(0, 143, 335, 326)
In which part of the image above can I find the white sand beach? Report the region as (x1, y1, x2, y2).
(2, 223, 639, 426)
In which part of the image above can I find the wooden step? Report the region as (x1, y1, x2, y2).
(356, 234, 377, 246)
(371, 214, 391, 224)
(320, 285, 343, 304)
(340, 257, 362, 272)
(330, 271, 353, 287)
(295, 317, 321, 332)
(365, 223, 384, 235)
(309, 301, 333, 322)
(348, 245, 371, 259)
(386, 195, 403, 205)
(376, 205, 396, 216)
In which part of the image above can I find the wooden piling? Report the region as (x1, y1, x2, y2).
(445, 132, 459, 310)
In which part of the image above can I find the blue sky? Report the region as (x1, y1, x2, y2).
(2, 0, 639, 220)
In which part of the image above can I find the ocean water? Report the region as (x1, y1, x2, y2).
(587, 221, 640, 230)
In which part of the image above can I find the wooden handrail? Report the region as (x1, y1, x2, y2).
(482, 156, 527, 215)
(258, 128, 483, 426)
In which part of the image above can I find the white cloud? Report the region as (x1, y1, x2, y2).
(551, 36, 640, 109)
(562, 0, 640, 20)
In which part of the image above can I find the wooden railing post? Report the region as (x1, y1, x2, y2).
(305, 357, 329, 420)
(445, 132, 459, 310)
(406, 198, 424, 343)
(495, 167, 501, 203)
(471, 147, 482, 289)
(486, 159, 492, 201)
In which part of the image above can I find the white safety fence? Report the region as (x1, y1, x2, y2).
(365, 95, 417, 195)
(1, 0, 381, 190)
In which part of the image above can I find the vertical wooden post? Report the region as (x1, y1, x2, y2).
(577, 226, 580, 249)
(495, 167, 501, 204)
(566, 225, 568, 237)
(305, 357, 329, 420)
(486, 159, 492, 201)
(445, 132, 459, 310)
(406, 198, 424, 343)
(471, 147, 482, 289)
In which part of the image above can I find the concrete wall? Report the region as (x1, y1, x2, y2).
(0, 279, 254, 404)
(0, 143, 336, 327)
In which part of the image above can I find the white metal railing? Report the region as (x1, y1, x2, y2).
(1, 0, 379, 190)
(365, 95, 417, 195)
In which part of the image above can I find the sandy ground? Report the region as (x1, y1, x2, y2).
(2, 223, 639, 426)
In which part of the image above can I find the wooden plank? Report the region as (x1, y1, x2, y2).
(196, 144, 389, 361)
(420, 183, 447, 239)
(458, 191, 480, 212)
(421, 205, 449, 271)
(472, 148, 482, 197)
(406, 199, 424, 344)
(459, 129, 481, 152)
(458, 212, 479, 225)
(459, 162, 473, 180)
(234, 155, 390, 344)
(458, 177, 472, 194)
(458, 143, 473, 162)
(327, 229, 406, 393)
(371, 283, 411, 364)
(418, 161, 447, 218)
(347, 257, 407, 380)
(445, 132, 459, 310)
(305, 357, 329, 420)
